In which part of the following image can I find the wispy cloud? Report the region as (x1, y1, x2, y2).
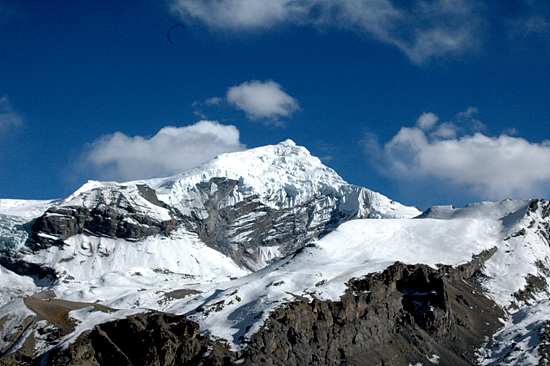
(169, 0, 485, 64)
(506, 0, 550, 40)
(170, 0, 308, 30)
(0, 96, 24, 136)
(84, 121, 246, 181)
(205, 97, 223, 106)
(364, 109, 550, 201)
(226, 80, 300, 124)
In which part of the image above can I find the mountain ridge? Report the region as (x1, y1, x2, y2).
(0, 141, 549, 365)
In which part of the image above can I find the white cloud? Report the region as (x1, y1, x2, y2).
(416, 112, 439, 131)
(169, 0, 313, 30)
(457, 106, 478, 119)
(85, 121, 246, 181)
(226, 80, 300, 122)
(431, 122, 458, 139)
(205, 97, 223, 106)
(0, 96, 23, 135)
(365, 110, 550, 200)
(503, 127, 518, 136)
(169, 0, 484, 64)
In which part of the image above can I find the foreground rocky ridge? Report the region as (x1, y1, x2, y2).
(2, 252, 504, 366)
(241, 252, 504, 366)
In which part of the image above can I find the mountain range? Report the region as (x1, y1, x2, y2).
(0, 140, 549, 365)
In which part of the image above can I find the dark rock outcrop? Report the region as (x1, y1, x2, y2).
(0, 256, 57, 283)
(540, 321, 550, 366)
(42, 312, 234, 366)
(29, 185, 179, 249)
(241, 250, 503, 366)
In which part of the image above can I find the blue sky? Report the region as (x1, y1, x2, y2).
(0, 0, 549, 209)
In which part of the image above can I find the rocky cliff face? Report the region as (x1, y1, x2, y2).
(241, 251, 503, 366)
(29, 184, 180, 250)
(176, 177, 378, 270)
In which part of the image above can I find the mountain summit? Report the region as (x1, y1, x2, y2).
(0, 141, 549, 366)
(2, 140, 419, 273)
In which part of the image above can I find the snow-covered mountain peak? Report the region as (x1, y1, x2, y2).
(145, 140, 350, 210)
(138, 140, 419, 221)
(53, 141, 414, 220)
(62, 180, 117, 204)
(278, 138, 296, 146)
(160, 139, 340, 185)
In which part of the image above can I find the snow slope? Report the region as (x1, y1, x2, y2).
(165, 215, 503, 348)
(0, 199, 56, 252)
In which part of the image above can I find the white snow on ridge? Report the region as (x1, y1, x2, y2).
(419, 199, 531, 222)
(483, 202, 550, 308)
(480, 300, 550, 366)
(166, 215, 505, 350)
(0, 267, 38, 306)
(61, 182, 173, 222)
(150, 139, 346, 203)
(0, 199, 56, 219)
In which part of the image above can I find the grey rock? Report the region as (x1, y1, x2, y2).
(0, 256, 57, 283)
(179, 177, 372, 270)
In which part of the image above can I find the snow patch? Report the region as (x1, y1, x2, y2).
(480, 300, 550, 365)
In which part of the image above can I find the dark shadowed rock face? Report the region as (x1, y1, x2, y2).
(0, 256, 57, 283)
(19, 251, 504, 366)
(42, 312, 235, 366)
(540, 322, 550, 366)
